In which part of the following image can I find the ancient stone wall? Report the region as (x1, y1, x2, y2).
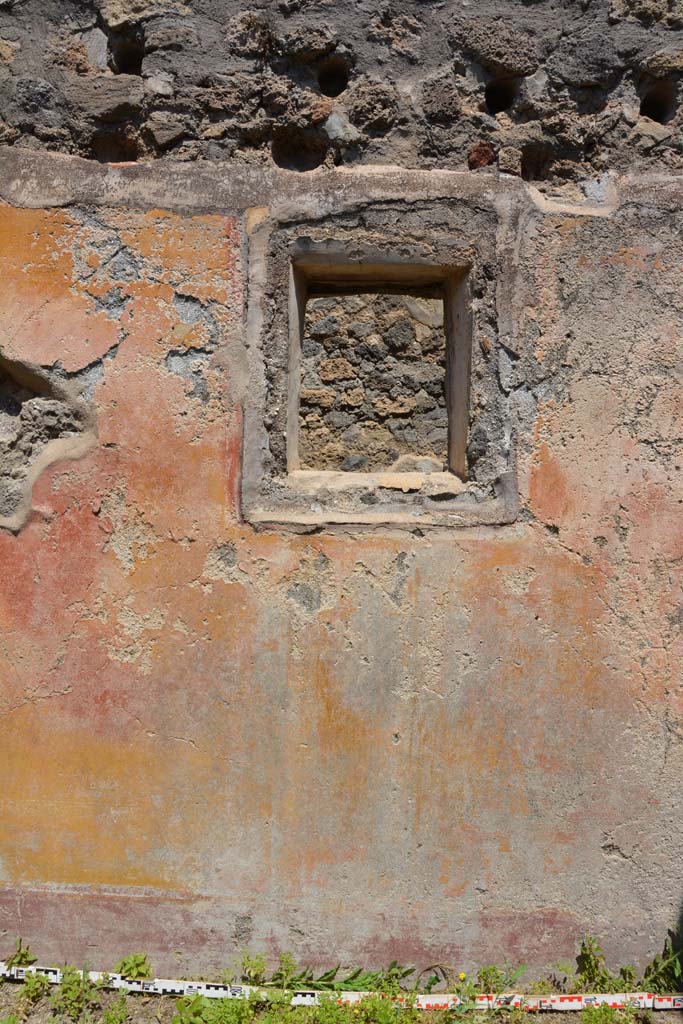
(1, 0, 683, 178)
(0, 0, 681, 983)
(299, 292, 447, 472)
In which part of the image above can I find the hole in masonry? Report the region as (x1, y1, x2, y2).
(485, 76, 521, 115)
(317, 54, 350, 97)
(521, 141, 553, 181)
(640, 79, 677, 124)
(271, 127, 327, 171)
(91, 130, 139, 163)
(574, 86, 609, 116)
(108, 27, 145, 75)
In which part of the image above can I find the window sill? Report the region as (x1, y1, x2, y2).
(245, 471, 519, 530)
(288, 468, 466, 495)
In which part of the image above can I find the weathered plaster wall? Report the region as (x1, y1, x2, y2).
(0, 149, 681, 978)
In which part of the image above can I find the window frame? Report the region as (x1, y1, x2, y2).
(242, 219, 518, 531)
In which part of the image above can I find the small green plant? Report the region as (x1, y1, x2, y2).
(223, 958, 451, 997)
(641, 930, 683, 994)
(300, 967, 341, 992)
(0, 1015, 20, 1024)
(315, 996, 354, 1024)
(357, 992, 405, 1024)
(412, 965, 449, 995)
(269, 953, 302, 993)
(173, 995, 260, 1024)
(5, 940, 37, 970)
(448, 972, 478, 1016)
(581, 1005, 619, 1024)
(114, 953, 153, 980)
(103, 993, 130, 1024)
(213, 995, 259, 1024)
(18, 971, 51, 1014)
(173, 995, 210, 1024)
(329, 964, 414, 996)
(50, 965, 100, 1022)
(506, 1009, 531, 1024)
(618, 965, 637, 990)
(241, 954, 268, 987)
(476, 964, 526, 994)
(374, 962, 415, 996)
(574, 938, 619, 994)
(526, 977, 554, 996)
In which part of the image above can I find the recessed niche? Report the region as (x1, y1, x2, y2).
(521, 141, 553, 181)
(288, 254, 471, 481)
(242, 219, 518, 530)
(298, 290, 448, 473)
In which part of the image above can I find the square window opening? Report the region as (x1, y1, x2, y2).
(288, 260, 471, 486)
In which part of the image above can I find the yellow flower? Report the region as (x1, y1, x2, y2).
(459, 973, 467, 981)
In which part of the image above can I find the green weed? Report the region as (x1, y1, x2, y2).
(475, 964, 527, 995)
(212, 996, 260, 1024)
(172, 992, 421, 1024)
(241, 955, 268, 988)
(525, 978, 554, 995)
(173, 995, 210, 1024)
(232, 958, 416, 997)
(356, 993, 403, 1024)
(333, 965, 415, 996)
(572, 936, 659, 995)
(5, 941, 36, 970)
(412, 966, 449, 995)
(50, 965, 100, 1022)
(574, 938, 616, 994)
(443, 973, 477, 1018)
(314, 998, 354, 1024)
(580, 1005, 638, 1024)
(102, 993, 130, 1024)
(173, 994, 260, 1024)
(114, 954, 153, 980)
(18, 972, 50, 1015)
(583, 1005, 615, 1024)
(573, 938, 639, 994)
(641, 931, 683, 994)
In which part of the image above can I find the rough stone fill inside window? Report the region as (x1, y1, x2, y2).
(298, 291, 448, 472)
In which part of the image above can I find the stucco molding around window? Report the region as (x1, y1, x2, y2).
(241, 197, 520, 530)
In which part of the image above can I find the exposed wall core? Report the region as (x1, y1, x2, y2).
(299, 291, 448, 473)
(3, 0, 683, 179)
(0, 352, 93, 531)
